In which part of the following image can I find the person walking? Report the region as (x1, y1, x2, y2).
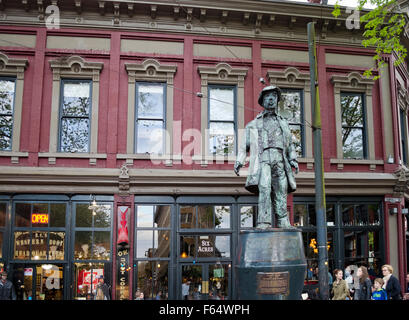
(382, 264, 401, 300)
(0, 271, 16, 300)
(371, 278, 388, 300)
(354, 266, 372, 300)
(331, 269, 351, 300)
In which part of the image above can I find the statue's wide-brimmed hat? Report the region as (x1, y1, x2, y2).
(258, 85, 281, 106)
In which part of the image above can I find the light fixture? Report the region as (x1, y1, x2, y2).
(390, 207, 398, 215)
(88, 194, 98, 216)
(42, 264, 53, 270)
(181, 252, 188, 258)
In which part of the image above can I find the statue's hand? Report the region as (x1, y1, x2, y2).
(234, 162, 242, 176)
(290, 160, 299, 174)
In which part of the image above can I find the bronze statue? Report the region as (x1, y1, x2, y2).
(234, 85, 299, 229)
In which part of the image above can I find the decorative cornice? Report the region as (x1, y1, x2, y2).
(0, 51, 28, 79)
(125, 58, 177, 83)
(49, 55, 103, 81)
(331, 71, 375, 95)
(198, 62, 248, 87)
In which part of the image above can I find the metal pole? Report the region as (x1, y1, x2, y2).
(307, 22, 329, 300)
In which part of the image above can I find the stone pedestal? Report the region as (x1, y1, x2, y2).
(235, 228, 307, 300)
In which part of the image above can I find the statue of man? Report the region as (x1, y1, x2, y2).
(234, 85, 299, 229)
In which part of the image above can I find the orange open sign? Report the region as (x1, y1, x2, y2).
(32, 213, 49, 224)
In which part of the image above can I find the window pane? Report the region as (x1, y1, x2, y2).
(0, 116, 13, 151)
(153, 230, 170, 258)
(15, 203, 31, 227)
(326, 204, 335, 225)
(344, 230, 368, 260)
(154, 205, 171, 228)
(137, 206, 153, 228)
(290, 124, 302, 157)
(136, 120, 164, 154)
(0, 202, 6, 227)
(180, 206, 195, 229)
(14, 231, 30, 259)
(240, 206, 256, 228)
(60, 118, 90, 152)
(215, 206, 230, 229)
(215, 235, 230, 258)
(93, 231, 110, 260)
(32, 204, 48, 228)
(62, 82, 90, 116)
(94, 204, 111, 228)
(0, 80, 15, 114)
(294, 204, 307, 227)
(342, 204, 355, 226)
(209, 87, 234, 121)
(31, 231, 47, 260)
(0, 232, 2, 258)
(74, 263, 108, 299)
(209, 122, 235, 155)
(342, 127, 364, 159)
(76, 204, 92, 228)
(356, 204, 368, 226)
(137, 84, 164, 119)
(368, 204, 380, 225)
(198, 206, 214, 229)
(74, 231, 92, 260)
(180, 236, 195, 258)
(50, 203, 66, 228)
(281, 90, 301, 123)
(341, 94, 364, 127)
(136, 230, 153, 258)
(49, 232, 65, 260)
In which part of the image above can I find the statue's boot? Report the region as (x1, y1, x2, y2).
(277, 217, 296, 229)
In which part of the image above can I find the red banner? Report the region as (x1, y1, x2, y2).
(117, 206, 130, 246)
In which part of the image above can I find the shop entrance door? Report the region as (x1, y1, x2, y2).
(179, 263, 230, 300)
(12, 264, 64, 300)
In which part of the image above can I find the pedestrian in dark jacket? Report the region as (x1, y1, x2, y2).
(354, 266, 372, 300)
(382, 264, 401, 300)
(0, 271, 16, 300)
(95, 275, 111, 300)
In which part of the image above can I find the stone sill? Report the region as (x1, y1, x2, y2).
(0, 151, 29, 164)
(117, 154, 183, 167)
(330, 158, 384, 170)
(38, 152, 107, 165)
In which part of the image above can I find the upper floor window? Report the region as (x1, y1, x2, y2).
(0, 78, 15, 151)
(341, 92, 366, 159)
(281, 89, 304, 157)
(135, 82, 165, 154)
(59, 80, 92, 153)
(208, 85, 236, 156)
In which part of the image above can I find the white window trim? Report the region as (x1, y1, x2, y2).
(196, 63, 247, 167)
(41, 55, 104, 165)
(330, 72, 381, 170)
(0, 52, 28, 164)
(267, 67, 313, 169)
(121, 59, 177, 167)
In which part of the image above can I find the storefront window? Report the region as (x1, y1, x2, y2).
(74, 203, 112, 261)
(180, 205, 231, 229)
(74, 263, 110, 300)
(240, 205, 257, 229)
(294, 204, 335, 227)
(342, 203, 380, 226)
(136, 260, 168, 300)
(13, 202, 67, 261)
(0, 202, 5, 259)
(180, 235, 231, 258)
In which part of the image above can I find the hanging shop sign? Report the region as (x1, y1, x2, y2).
(116, 248, 129, 300)
(117, 206, 130, 246)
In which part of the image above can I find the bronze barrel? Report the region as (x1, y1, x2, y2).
(235, 228, 307, 300)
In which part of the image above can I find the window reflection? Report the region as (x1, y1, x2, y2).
(240, 206, 256, 228)
(180, 235, 230, 258)
(208, 86, 236, 156)
(60, 81, 91, 153)
(0, 79, 15, 151)
(74, 263, 110, 300)
(281, 89, 303, 157)
(136, 261, 168, 300)
(180, 205, 231, 230)
(341, 93, 365, 159)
